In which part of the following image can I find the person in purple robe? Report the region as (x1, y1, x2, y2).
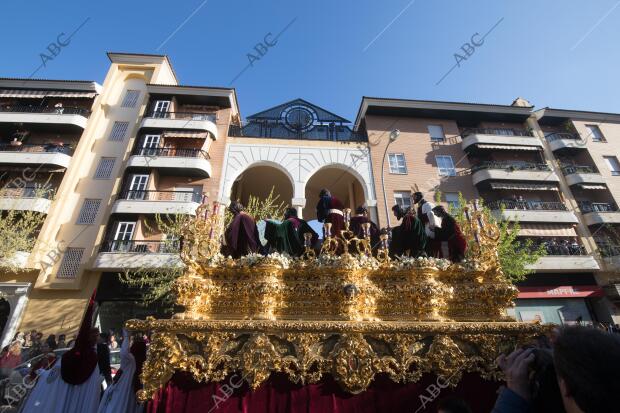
(222, 201, 261, 258)
(316, 189, 345, 239)
(349, 206, 380, 249)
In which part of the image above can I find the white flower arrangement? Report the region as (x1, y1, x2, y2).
(393, 256, 451, 271)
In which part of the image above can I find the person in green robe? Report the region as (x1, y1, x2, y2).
(389, 204, 428, 257)
(264, 208, 319, 256)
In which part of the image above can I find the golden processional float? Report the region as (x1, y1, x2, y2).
(127, 201, 547, 401)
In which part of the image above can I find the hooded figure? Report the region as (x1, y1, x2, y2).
(389, 205, 427, 257)
(349, 206, 380, 249)
(23, 290, 103, 413)
(316, 189, 345, 239)
(431, 205, 467, 262)
(222, 201, 261, 258)
(264, 208, 318, 256)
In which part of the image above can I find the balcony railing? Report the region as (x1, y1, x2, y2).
(146, 110, 216, 122)
(0, 143, 73, 155)
(561, 165, 597, 175)
(577, 201, 618, 213)
(544, 132, 581, 142)
(0, 186, 55, 199)
(487, 199, 568, 211)
(525, 240, 587, 256)
(228, 123, 367, 142)
(0, 105, 91, 117)
(471, 161, 550, 173)
(100, 239, 180, 254)
(461, 128, 533, 137)
(119, 189, 201, 203)
(597, 244, 620, 257)
(132, 147, 210, 159)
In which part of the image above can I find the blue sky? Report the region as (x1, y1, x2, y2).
(1, 0, 619, 121)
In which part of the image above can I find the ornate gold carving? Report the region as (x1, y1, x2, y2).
(128, 202, 549, 401)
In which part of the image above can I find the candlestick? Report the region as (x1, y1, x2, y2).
(324, 222, 332, 238)
(362, 222, 371, 238)
(304, 232, 312, 247)
(343, 208, 351, 230)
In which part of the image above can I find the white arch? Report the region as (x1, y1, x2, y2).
(303, 162, 371, 202)
(222, 159, 295, 202)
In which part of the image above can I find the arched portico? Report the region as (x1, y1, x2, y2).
(303, 166, 366, 220)
(219, 143, 377, 219)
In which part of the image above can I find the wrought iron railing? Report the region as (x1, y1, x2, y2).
(0, 143, 73, 155)
(0, 186, 55, 199)
(487, 199, 568, 211)
(118, 189, 201, 203)
(461, 128, 534, 137)
(577, 201, 618, 213)
(100, 239, 180, 254)
(544, 132, 581, 142)
(0, 105, 91, 117)
(597, 243, 620, 257)
(471, 161, 550, 172)
(524, 239, 587, 256)
(227, 124, 367, 142)
(561, 165, 597, 175)
(146, 110, 216, 122)
(132, 146, 210, 159)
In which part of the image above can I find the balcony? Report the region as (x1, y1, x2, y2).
(127, 147, 212, 177)
(461, 128, 540, 152)
(471, 161, 559, 186)
(93, 240, 182, 270)
(141, 111, 218, 139)
(228, 123, 367, 142)
(112, 190, 201, 215)
(0, 187, 53, 213)
(487, 200, 578, 223)
(0, 143, 73, 168)
(545, 132, 586, 152)
(560, 165, 606, 187)
(0, 105, 90, 129)
(523, 239, 599, 272)
(578, 202, 620, 225)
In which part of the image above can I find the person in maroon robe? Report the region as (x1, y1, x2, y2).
(222, 201, 261, 258)
(349, 206, 380, 249)
(316, 189, 345, 239)
(431, 205, 467, 262)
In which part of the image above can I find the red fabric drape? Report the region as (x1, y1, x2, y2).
(147, 372, 500, 413)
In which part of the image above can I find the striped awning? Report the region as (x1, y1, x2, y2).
(516, 223, 577, 237)
(476, 144, 539, 151)
(0, 89, 97, 98)
(578, 184, 607, 190)
(490, 182, 559, 191)
(162, 130, 209, 139)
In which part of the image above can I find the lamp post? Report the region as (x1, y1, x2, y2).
(381, 129, 400, 228)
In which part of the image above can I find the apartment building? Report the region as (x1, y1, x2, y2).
(356, 96, 620, 325)
(0, 52, 618, 344)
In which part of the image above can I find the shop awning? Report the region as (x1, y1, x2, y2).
(490, 182, 559, 191)
(0, 89, 97, 98)
(518, 285, 604, 299)
(476, 144, 539, 151)
(578, 184, 607, 190)
(162, 130, 209, 139)
(516, 223, 577, 237)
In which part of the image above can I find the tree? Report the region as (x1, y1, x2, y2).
(446, 192, 546, 283)
(0, 209, 46, 273)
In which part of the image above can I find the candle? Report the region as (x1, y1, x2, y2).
(324, 222, 332, 238)
(209, 227, 214, 239)
(304, 232, 312, 247)
(362, 222, 370, 238)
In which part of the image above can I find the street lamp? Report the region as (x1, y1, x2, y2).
(381, 129, 400, 228)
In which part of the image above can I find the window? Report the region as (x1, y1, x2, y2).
(113, 221, 136, 241)
(127, 174, 149, 199)
(109, 121, 129, 141)
(76, 199, 101, 224)
(139, 135, 161, 156)
(121, 90, 140, 108)
(394, 191, 412, 210)
(445, 192, 460, 210)
(604, 156, 620, 176)
(153, 100, 171, 115)
(94, 157, 116, 179)
(428, 125, 445, 142)
(436, 155, 456, 176)
(388, 153, 407, 174)
(56, 248, 84, 279)
(585, 125, 605, 142)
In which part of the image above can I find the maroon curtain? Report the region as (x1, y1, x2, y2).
(147, 372, 500, 413)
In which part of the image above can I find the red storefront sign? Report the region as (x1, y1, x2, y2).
(518, 285, 605, 299)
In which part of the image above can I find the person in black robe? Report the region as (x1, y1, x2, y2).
(264, 207, 319, 256)
(431, 205, 467, 262)
(222, 201, 261, 258)
(316, 189, 345, 239)
(349, 206, 380, 249)
(389, 204, 428, 257)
